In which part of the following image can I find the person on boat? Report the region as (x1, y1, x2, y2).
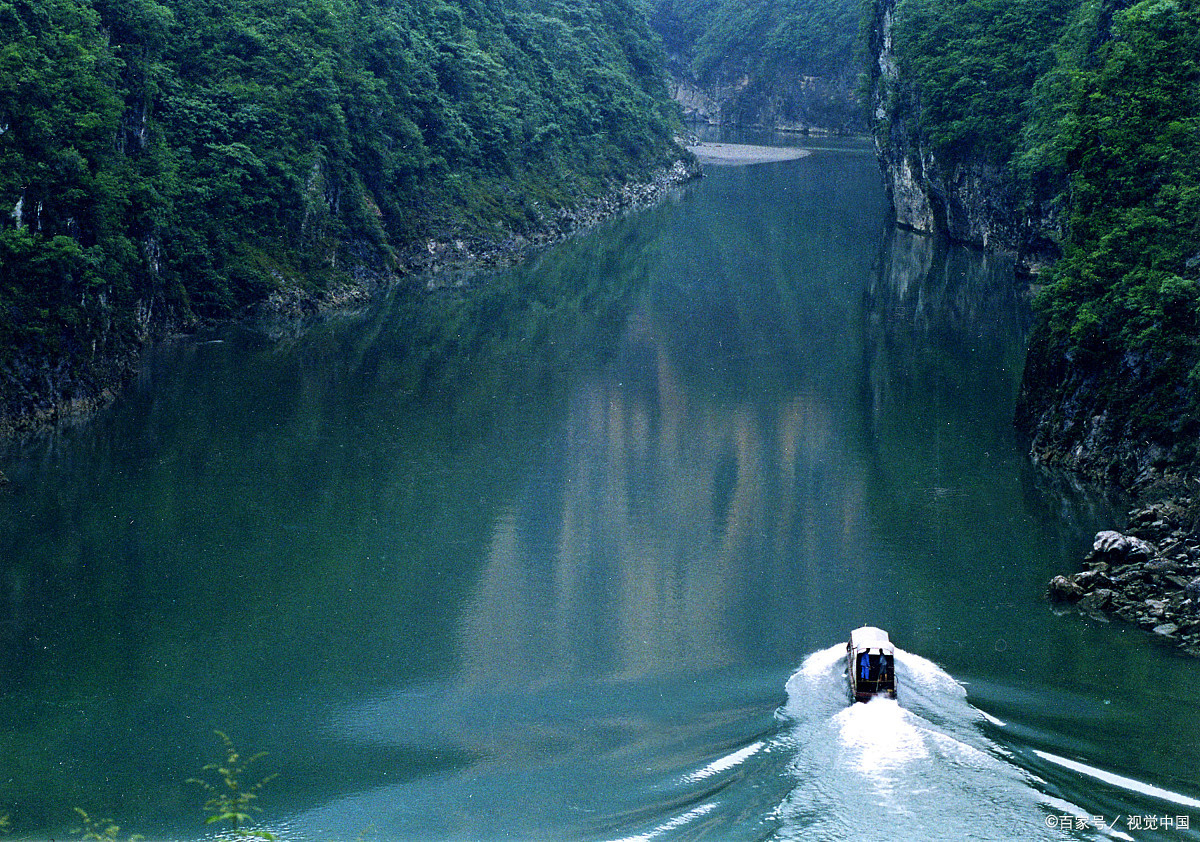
(859, 651, 872, 681)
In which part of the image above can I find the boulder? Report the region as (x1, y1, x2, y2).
(1078, 588, 1115, 611)
(1048, 575, 1084, 602)
(1074, 569, 1113, 589)
(1092, 530, 1156, 562)
(1186, 577, 1200, 601)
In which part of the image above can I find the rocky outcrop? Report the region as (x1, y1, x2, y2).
(0, 314, 143, 439)
(1048, 500, 1200, 657)
(1015, 327, 1199, 491)
(670, 76, 723, 126)
(668, 70, 864, 135)
(865, 0, 1062, 267)
(877, 145, 1027, 252)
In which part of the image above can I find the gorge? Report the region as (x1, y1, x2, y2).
(5, 143, 1198, 840)
(864, 0, 1200, 495)
(5, 0, 1200, 828)
(863, 0, 1200, 651)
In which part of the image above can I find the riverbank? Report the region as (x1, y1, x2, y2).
(396, 159, 701, 275)
(1049, 496, 1200, 657)
(685, 142, 812, 166)
(0, 158, 700, 440)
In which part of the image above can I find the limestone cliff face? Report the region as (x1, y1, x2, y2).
(867, 0, 1194, 491)
(669, 67, 865, 135)
(866, 0, 1060, 267)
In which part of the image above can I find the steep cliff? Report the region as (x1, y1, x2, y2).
(1016, 0, 1200, 489)
(868, 0, 1200, 491)
(651, 0, 866, 135)
(865, 0, 1062, 263)
(668, 67, 863, 134)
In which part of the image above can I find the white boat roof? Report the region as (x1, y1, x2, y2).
(850, 626, 894, 653)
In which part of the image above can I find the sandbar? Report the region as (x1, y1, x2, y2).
(686, 142, 812, 166)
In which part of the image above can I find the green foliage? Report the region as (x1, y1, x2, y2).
(71, 807, 144, 841)
(188, 731, 278, 841)
(1, 0, 684, 411)
(652, 0, 861, 79)
(648, 0, 866, 126)
(891, 0, 1077, 164)
(1032, 0, 1200, 363)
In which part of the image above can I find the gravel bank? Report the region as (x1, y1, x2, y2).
(686, 142, 812, 165)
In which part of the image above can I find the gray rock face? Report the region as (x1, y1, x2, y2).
(1014, 333, 1197, 488)
(668, 70, 864, 135)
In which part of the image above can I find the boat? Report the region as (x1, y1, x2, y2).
(846, 626, 897, 703)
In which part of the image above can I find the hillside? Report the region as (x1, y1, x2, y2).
(648, 0, 867, 133)
(0, 0, 690, 431)
(866, 0, 1200, 489)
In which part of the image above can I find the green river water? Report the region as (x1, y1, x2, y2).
(2, 139, 1198, 841)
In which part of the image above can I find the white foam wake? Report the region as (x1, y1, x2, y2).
(1035, 750, 1200, 810)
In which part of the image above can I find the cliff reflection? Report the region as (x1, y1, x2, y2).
(856, 229, 1124, 678)
(863, 228, 1030, 430)
(460, 304, 868, 685)
(456, 153, 896, 686)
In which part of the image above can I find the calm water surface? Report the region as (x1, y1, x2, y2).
(3, 142, 1199, 841)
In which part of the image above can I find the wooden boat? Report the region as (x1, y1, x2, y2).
(847, 626, 897, 703)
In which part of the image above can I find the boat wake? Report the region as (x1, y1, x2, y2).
(769, 644, 1119, 841)
(297, 646, 1194, 842)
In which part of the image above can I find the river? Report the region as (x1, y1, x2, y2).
(2, 139, 1198, 841)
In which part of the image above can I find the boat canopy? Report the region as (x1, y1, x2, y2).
(849, 626, 894, 654)
(847, 626, 898, 702)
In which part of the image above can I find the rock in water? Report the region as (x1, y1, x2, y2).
(1048, 575, 1083, 602)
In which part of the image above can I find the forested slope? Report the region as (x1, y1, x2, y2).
(649, 0, 866, 131)
(0, 0, 687, 429)
(868, 0, 1200, 488)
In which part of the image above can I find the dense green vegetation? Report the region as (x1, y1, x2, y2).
(1031, 1, 1200, 353)
(880, 0, 1200, 474)
(648, 0, 866, 128)
(889, 0, 1077, 164)
(0, 0, 684, 421)
(1030, 0, 1200, 466)
(652, 0, 861, 80)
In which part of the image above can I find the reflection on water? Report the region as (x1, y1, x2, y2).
(1, 145, 1198, 841)
(460, 317, 869, 685)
